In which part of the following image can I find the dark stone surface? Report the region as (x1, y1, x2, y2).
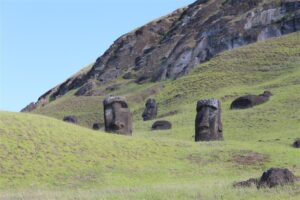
(257, 168, 297, 188)
(135, 76, 149, 84)
(103, 96, 132, 135)
(230, 91, 272, 109)
(142, 98, 158, 121)
(233, 178, 258, 188)
(151, 120, 172, 130)
(293, 139, 300, 148)
(32, 1, 300, 109)
(195, 99, 223, 142)
(92, 123, 103, 130)
(63, 115, 78, 124)
(122, 72, 136, 80)
(20, 102, 37, 112)
(75, 81, 104, 96)
(233, 168, 298, 189)
(105, 84, 121, 92)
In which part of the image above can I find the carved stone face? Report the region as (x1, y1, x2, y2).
(142, 98, 158, 121)
(195, 99, 223, 141)
(103, 96, 132, 135)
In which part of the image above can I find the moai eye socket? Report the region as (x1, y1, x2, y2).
(103, 96, 132, 135)
(208, 105, 217, 111)
(119, 123, 125, 129)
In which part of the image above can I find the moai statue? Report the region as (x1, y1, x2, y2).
(230, 91, 273, 109)
(142, 98, 158, 121)
(195, 99, 223, 142)
(103, 96, 132, 135)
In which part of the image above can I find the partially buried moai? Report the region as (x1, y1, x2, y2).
(103, 96, 132, 135)
(195, 99, 223, 142)
(142, 98, 158, 121)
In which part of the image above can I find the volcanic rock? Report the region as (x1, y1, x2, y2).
(293, 139, 300, 148)
(234, 168, 298, 189)
(103, 96, 132, 135)
(63, 115, 78, 124)
(105, 84, 120, 92)
(27, 0, 300, 110)
(257, 168, 297, 188)
(75, 81, 103, 96)
(151, 120, 172, 130)
(195, 99, 223, 141)
(230, 91, 272, 109)
(92, 123, 103, 130)
(142, 98, 158, 121)
(20, 102, 37, 112)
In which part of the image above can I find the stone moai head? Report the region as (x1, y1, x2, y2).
(195, 99, 223, 142)
(103, 96, 132, 135)
(142, 98, 158, 121)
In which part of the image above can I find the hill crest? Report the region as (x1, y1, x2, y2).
(22, 0, 300, 112)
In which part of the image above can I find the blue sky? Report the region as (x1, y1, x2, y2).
(0, 0, 194, 112)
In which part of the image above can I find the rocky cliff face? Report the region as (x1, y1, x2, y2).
(23, 0, 300, 111)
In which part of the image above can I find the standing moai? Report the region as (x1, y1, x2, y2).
(195, 99, 223, 141)
(103, 96, 132, 135)
(142, 98, 158, 121)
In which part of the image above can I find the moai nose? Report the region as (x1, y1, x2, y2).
(199, 108, 210, 128)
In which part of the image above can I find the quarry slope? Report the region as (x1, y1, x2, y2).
(1, 32, 299, 199)
(23, 0, 300, 111)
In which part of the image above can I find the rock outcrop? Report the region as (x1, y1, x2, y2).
(75, 81, 104, 96)
(293, 139, 300, 148)
(23, 0, 300, 111)
(20, 102, 37, 112)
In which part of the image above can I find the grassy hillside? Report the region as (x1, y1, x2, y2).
(1, 32, 300, 199)
(34, 32, 300, 141)
(1, 112, 299, 199)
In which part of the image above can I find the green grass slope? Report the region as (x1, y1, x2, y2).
(1, 32, 300, 199)
(1, 112, 299, 199)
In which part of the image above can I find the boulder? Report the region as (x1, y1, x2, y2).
(151, 120, 172, 130)
(103, 96, 132, 135)
(293, 139, 300, 148)
(230, 91, 272, 109)
(195, 99, 223, 141)
(92, 123, 103, 130)
(233, 168, 298, 189)
(142, 98, 158, 121)
(63, 115, 78, 124)
(257, 168, 297, 188)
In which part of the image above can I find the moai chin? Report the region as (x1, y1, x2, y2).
(142, 98, 158, 121)
(195, 99, 223, 142)
(103, 96, 132, 135)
